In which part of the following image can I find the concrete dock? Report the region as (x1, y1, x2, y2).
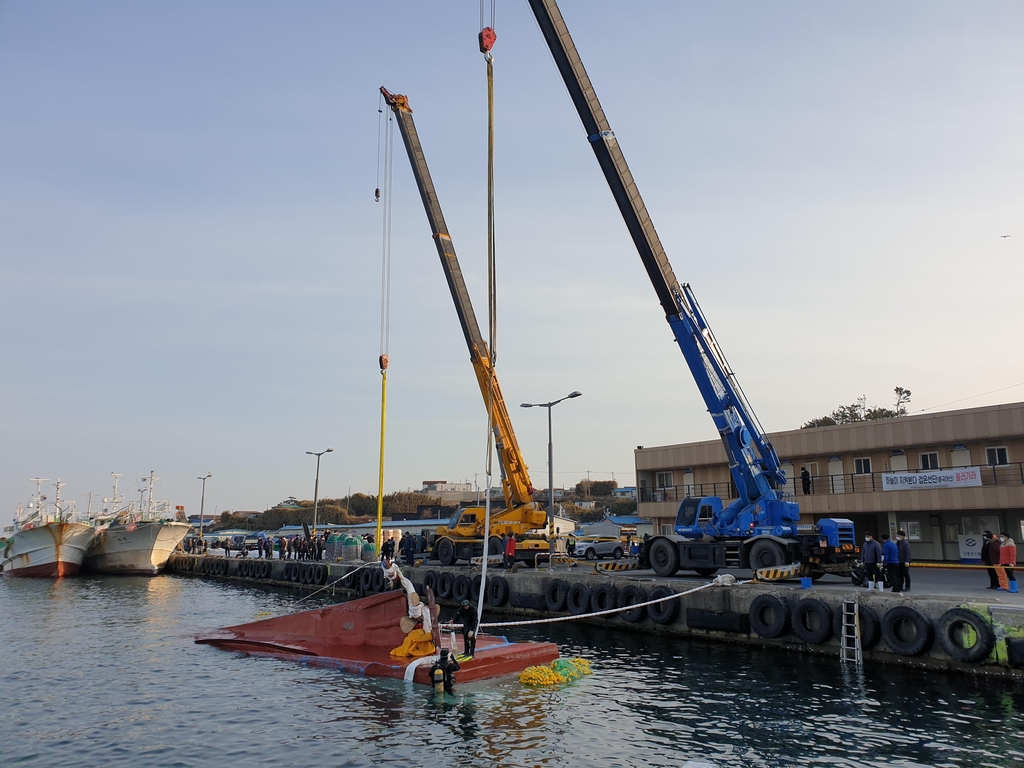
(169, 554, 1024, 679)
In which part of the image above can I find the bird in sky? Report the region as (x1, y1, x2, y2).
(1000, 234, 1011, 238)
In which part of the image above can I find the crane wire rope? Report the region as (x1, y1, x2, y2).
(477, 1, 499, 630)
(375, 96, 396, 554)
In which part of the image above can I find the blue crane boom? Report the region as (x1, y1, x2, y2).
(527, 0, 856, 574)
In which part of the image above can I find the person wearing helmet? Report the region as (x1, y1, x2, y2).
(428, 648, 460, 694)
(456, 599, 479, 658)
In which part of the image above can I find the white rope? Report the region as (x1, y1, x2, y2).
(294, 562, 375, 605)
(440, 576, 749, 630)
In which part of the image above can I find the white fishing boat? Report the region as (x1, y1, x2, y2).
(84, 471, 190, 575)
(2, 479, 96, 578)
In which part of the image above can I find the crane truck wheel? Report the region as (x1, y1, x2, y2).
(487, 576, 509, 607)
(436, 571, 454, 600)
(749, 595, 789, 638)
(619, 585, 648, 623)
(649, 538, 680, 577)
(545, 579, 569, 612)
(935, 608, 995, 664)
(693, 568, 719, 577)
(881, 606, 934, 656)
(487, 536, 503, 556)
(436, 537, 457, 567)
(831, 603, 881, 650)
(749, 540, 786, 569)
(792, 599, 833, 644)
(567, 583, 592, 615)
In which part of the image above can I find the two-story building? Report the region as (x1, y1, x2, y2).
(636, 401, 1024, 563)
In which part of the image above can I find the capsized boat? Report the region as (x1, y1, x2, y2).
(196, 589, 559, 685)
(2, 480, 95, 578)
(84, 471, 190, 575)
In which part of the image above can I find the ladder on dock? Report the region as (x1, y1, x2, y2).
(839, 599, 863, 666)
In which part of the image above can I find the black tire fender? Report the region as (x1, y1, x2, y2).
(436, 571, 454, 600)
(648, 585, 680, 625)
(290, 563, 302, 583)
(831, 603, 881, 650)
(619, 585, 648, 623)
(262, 561, 272, 579)
(592, 583, 619, 612)
(545, 579, 569, 612)
(371, 567, 385, 593)
(936, 608, 995, 663)
(792, 598, 833, 644)
(470, 575, 482, 602)
(359, 567, 374, 592)
(749, 594, 790, 639)
(313, 564, 327, 585)
(882, 605, 934, 656)
(487, 576, 509, 607)
(423, 571, 438, 595)
(453, 575, 471, 603)
(566, 583, 592, 615)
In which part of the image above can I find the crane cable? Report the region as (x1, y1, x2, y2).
(375, 93, 395, 555)
(477, 2, 499, 629)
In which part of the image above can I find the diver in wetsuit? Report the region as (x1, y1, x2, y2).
(429, 648, 460, 694)
(456, 599, 478, 658)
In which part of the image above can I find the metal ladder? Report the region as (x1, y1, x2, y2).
(840, 599, 863, 666)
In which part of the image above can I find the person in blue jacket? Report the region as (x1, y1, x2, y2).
(882, 533, 901, 594)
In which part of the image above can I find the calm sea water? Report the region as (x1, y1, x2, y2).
(1, 575, 1022, 768)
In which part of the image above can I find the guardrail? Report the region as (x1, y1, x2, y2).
(640, 463, 1024, 503)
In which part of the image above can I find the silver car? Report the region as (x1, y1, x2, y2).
(571, 537, 625, 560)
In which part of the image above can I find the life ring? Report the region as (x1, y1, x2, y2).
(371, 567, 385, 593)
(618, 585, 648, 623)
(470, 575, 482, 602)
(936, 608, 994, 663)
(313, 564, 327, 586)
(566, 583, 592, 616)
(423, 571, 438, 595)
(487, 576, 509, 607)
(545, 579, 569, 612)
(648, 585, 679, 624)
(453, 575, 471, 603)
(360, 567, 374, 592)
(592, 583, 619, 612)
(436, 571, 454, 600)
(881, 605, 934, 656)
(831, 603, 881, 650)
(792, 598, 833, 644)
(749, 595, 790, 639)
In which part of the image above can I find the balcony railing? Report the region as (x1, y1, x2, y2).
(639, 463, 1024, 504)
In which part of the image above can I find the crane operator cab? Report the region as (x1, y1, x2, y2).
(675, 497, 723, 535)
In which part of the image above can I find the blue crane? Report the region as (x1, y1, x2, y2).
(527, 0, 857, 576)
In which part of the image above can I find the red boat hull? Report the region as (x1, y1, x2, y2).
(4, 560, 81, 578)
(196, 590, 558, 685)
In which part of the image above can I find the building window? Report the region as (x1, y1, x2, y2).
(920, 452, 940, 470)
(986, 447, 1009, 466)
(656, 472, 673, 489)
(660, 524, 673, 535)
(901, 521, 922, 542)
(854, 457, 872, 475)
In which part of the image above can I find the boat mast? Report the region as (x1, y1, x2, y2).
(28, 477, 48, 528)
(54, 478, 66, 523)
(145, 470, 159, 521)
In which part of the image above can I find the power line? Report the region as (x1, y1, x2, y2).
(915, 381, 1024, 414)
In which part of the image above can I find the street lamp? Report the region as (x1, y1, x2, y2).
(520, 391, 581, 565)
(306, 449, 333, 537)
(197, 473, 212, 552)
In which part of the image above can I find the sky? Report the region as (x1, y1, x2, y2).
(2, 1, 1022, 520)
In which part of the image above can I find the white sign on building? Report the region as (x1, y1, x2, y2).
(958, 534, 983, 563)
(881, 467, 983, 491)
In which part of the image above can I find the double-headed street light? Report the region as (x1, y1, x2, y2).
(197, 473, 212, 550)
(306, 449, 334, 537)
(520, 391, 581, 564)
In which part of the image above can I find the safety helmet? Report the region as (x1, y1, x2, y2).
(461, 600, 470, 607)
(440, 648, 449, 657)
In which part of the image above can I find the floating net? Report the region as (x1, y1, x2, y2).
(519, 657, 592, 687)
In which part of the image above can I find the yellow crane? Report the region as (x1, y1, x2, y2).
(381, 87, 550, 567)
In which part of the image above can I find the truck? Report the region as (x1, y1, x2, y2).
(527, 0, 859, 578)
(381, 87, 550, 567)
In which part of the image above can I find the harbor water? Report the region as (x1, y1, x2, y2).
(1, 575, 1022, 768)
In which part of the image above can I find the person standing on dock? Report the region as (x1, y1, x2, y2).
(896, 530, 912, 592)
(801, 466, 811, 495)
(882, 533, 900, 593)
(997, 532, 1017, 591)
(982, 531, 999, 589)
(504, 533, 516, 569)
(862, 533, 882, 590)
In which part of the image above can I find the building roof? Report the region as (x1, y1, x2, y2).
(605, 515, 652, 525)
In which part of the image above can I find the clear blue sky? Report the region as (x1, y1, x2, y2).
(2, 1, 1022, 519)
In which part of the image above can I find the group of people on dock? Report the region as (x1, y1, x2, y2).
(982, 531, 1018, 591)
(860, 530, 913, 593)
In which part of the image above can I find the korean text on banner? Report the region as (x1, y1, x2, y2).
(881, 467, 983, 491)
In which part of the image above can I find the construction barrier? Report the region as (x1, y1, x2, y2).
(596, 561, 641, 573)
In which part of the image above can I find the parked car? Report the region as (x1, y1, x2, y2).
(572, 536, 624, 560)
